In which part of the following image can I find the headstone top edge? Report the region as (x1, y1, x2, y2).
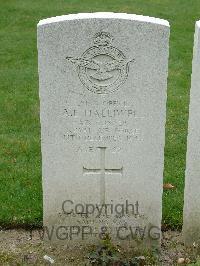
(37, 12, 170, 28)
(196, 20, 200, 28)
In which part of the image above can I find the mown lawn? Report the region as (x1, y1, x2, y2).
(1, 0, 200, 228)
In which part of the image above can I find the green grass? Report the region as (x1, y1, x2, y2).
(0, 0, 200, 228)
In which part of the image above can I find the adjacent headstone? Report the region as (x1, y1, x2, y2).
(183, 21, 200, 246)
(37, 12, 169, 247)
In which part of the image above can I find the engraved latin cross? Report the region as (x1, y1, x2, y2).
(83, 147, 123, 204)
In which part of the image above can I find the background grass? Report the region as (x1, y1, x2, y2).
(0, 0, 200, 228)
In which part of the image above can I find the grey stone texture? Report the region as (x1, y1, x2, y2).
(183, 21, 200, 246)
(37, 13, 170, 246)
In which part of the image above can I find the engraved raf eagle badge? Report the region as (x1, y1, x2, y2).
(66, 32, 134, 94)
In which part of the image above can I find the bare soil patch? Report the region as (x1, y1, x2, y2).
(0, 229, 200, 265)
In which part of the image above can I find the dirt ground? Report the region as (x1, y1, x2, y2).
(0, 229, 200, 265)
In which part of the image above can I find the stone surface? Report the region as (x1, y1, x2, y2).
(183, 21, 200, 246)
(37, 12, 169, 246)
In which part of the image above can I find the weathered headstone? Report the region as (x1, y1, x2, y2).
(183, 21, 200, 246)
(37, 13, 169, 247)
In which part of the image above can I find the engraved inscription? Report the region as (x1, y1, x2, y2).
(66, 32, 134, 94)
(63, 98, 142, 143)
(83, 147, 123, 204)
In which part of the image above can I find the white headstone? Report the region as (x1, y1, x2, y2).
(183, 21, 200, 246)
(37, 13, 169, 247)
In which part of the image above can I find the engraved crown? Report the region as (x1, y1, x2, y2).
(94, 32, 113, 46)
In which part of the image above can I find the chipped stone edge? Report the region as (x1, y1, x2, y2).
(37, 12, 170, 28)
